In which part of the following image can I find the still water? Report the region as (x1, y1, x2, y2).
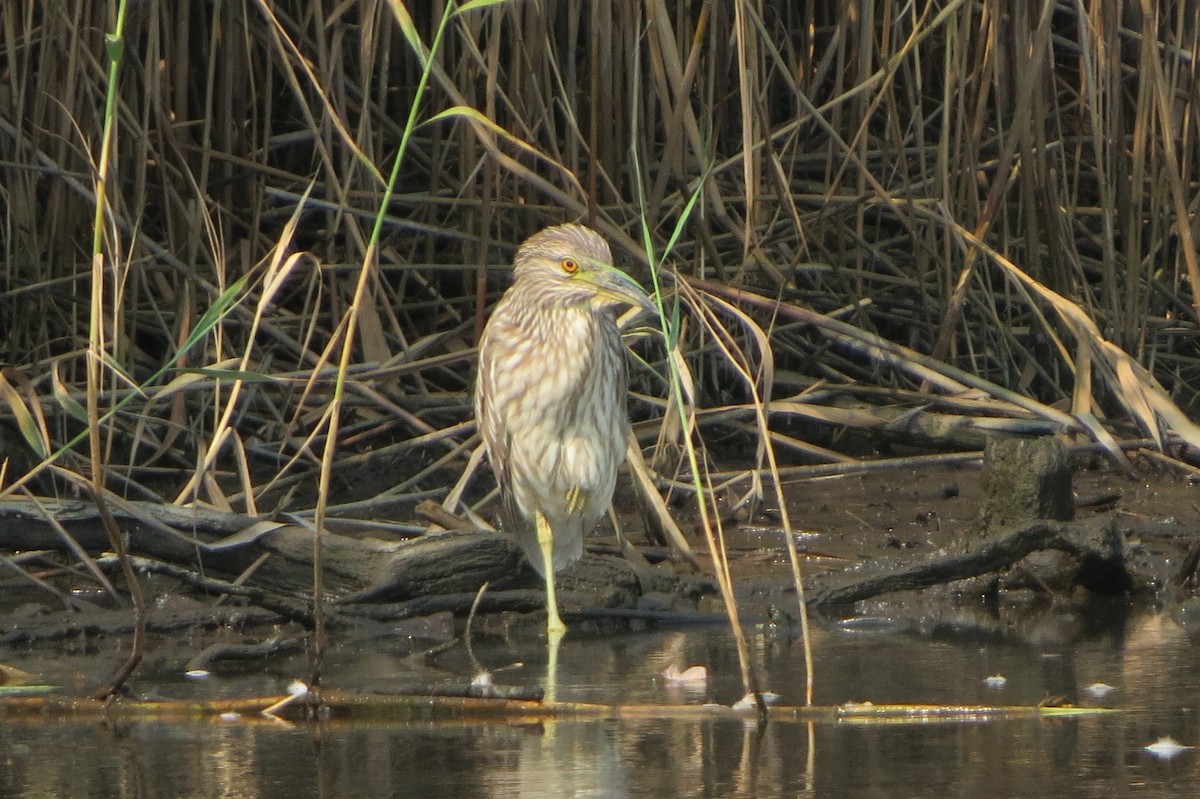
(3, 605, 1198, 798)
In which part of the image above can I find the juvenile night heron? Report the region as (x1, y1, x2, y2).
(475, 223, 654, 636)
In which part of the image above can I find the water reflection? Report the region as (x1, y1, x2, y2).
(3, 608, 1200, 798)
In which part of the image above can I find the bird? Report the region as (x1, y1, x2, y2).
(475, 223, 654, 636)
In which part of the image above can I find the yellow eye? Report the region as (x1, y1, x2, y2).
(560, 257, 580, 274)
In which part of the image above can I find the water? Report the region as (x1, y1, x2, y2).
(3, 607, 1199, 798)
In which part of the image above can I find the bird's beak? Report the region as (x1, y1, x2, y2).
(579, 267, 658, 318)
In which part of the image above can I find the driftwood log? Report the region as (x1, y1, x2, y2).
(0, 498, 526, 598)
(0, 496, 1139, 631)
(803, 517, 1132, 612)
(0, 498, 711, 624)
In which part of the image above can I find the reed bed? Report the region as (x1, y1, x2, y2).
(2, 0, 1195, 492)
(2, 0, 1199, 695)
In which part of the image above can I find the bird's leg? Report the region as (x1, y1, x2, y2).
(545, 619, 562, 704)
(535, 509, 567, 636)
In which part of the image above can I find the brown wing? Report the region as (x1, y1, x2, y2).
(474, 319, 527, 538)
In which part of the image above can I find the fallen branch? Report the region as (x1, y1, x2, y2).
(805, 518, 1129, 611)
(185, 636, 305, 673)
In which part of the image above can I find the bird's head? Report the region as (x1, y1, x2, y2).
(512, 223, 655, 316)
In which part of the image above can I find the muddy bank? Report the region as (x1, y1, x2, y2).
(1, 454, 1198, 694)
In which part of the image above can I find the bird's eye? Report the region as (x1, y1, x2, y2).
(560, 257, 579, 274)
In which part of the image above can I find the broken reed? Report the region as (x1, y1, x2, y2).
(1, 0, 1198, 486)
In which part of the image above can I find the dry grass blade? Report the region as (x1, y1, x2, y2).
(960, 227, 1200, 454)
(623, 431, 699, 568)
(172, 203, 314, 506)
(679, 276, 815, 703)
(0, 369, 50, 459)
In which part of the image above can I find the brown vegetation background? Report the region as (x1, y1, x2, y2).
(1, 0, 1199, 508)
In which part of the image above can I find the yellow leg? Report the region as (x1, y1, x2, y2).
(535, 510, 567, 637)
(545, 618, 562, 704)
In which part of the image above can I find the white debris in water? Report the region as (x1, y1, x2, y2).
(260, 680, 310, 717)
(1084, 682, 1117, 699)
(840, 701, 875, 711)
(660, 665, 708, 684)
(835, 616, 906, 634)
(983, 675, 1007, 688)
(183, 669, 211, 681)
(731, 692, 781, 711)
(1144, 737, 1193, 759)
(471, 671, 494, 687)
(218, 712, 242, 722)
